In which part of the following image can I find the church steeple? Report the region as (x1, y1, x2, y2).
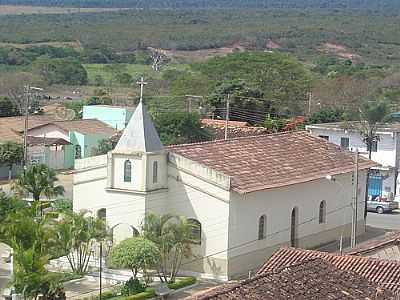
(114, 77, 163, 153)
(114, 102, 164, 153)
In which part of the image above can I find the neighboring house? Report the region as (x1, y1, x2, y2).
(73, 101, 375, 280)
(27, 119, 116, 169)
(200, 118, 269, 139)
(0, 115, 58, 179)
(188, 258, 394, 299)
(82, 105, 135, 130)
(307, 122, 400, 200)
(189, 246, 400, 299)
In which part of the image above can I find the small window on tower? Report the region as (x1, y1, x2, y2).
(153, 161, 158, 183)
(124, 160, 132, 182)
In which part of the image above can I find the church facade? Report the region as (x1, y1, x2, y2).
(73, 100, 375, 280)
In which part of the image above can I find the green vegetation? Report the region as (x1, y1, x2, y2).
(168, 276, 197, 290)
(153, 112, 210, 145)
(108, 237, 160, 284)
(0, 142, 23, 179)
(13, 164, 65, 202)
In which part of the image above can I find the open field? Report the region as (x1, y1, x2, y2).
(83, 63, 190, 83)
(0, 9, 399, 65)
(0, 5, 132, 15)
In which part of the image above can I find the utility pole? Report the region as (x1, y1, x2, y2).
(185, 95, 203, 114)
(99, 241, 103, 300)
(23, 85, 30, 169)
(351, 148, 359, 248)
(224, 94, 230, 141)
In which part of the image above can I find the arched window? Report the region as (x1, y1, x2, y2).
(97, 208, 106, 221)
(124, 160, 132, 182)
(319, 201, 326, 224)
(291, 207, 298, 247)
(258, 215, 267, 240)
(188, 218, 201, 245)
(75, 145, 82, 159)
(153, 161, 158, 184)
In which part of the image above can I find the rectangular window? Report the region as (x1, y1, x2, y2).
(340, 137, 349, 149)
(319, 135, 329, 141)
(153, 161, 158, 184)
(367, 141, 378, 152)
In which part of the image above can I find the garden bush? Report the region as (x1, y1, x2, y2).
(125, 288, 155, 300)
(168, 277, 197, 290)
(121, 278, 146, 296)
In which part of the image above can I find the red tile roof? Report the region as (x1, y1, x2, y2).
(0, 115, 56, 143)
(201, 119, 249, 128)
(345, 231, 400, 256)
(187, 258, 394, 299)
(168, 131, 377, 194)
(27, 119, 116, 136)
(258, 247, 400, 295)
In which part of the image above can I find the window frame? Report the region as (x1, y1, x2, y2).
(340, 137, 350, 149)
(319, 201, 326, 224)
(318, 135, 329, 141)
(124, 160, 132, 182)
(188, 218, 202, 245)
(258, 215, 267, 240)
(153, 161, 158, 184)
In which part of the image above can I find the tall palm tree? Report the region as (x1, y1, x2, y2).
(13, 164, 65, 202)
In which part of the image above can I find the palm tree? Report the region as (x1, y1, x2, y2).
(13, 164, 65, 202)
(358, 100, 391, 159)
(142, 213, 198, 282)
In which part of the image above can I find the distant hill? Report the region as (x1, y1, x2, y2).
(0, 0, 399, 11)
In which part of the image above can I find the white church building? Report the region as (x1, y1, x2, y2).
(73, 98, 375, 280)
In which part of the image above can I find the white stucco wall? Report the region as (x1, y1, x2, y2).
(307, 127, 397, 168)
(27, 124, 70, 141)
(227, 171, 367, 275)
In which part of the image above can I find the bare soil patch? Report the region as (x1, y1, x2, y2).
(319, 42, 362, 62)
(0, 5, 131, 15)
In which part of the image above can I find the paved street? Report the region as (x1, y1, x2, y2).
(366, 210, 400, 230)
(0, 243, 12, 300)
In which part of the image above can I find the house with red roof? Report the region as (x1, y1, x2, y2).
(73, 100, 376, 280)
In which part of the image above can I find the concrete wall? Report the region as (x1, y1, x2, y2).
(27, 125, 69, 141)
(307, 127, 397, 167)
(83, 106, 132, 130)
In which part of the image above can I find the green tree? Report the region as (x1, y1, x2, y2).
(13, 164, 64, 216)
(306, 107, 345, 125)
(92, 138, 114, 155)
(55, 211, 108, 275)
(108, 237, 160, 284)
(358, 100, 391, 159)
(115, 72, 133, 85)
(142, 213, 198, 282)
(0, 96, 20, 117)
(153, 112, 210, 145)
(0, 142, 23, 180)
(34, 57, 88, 85)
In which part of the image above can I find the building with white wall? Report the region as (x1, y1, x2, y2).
(73, 102, 375, 280)
(306, 122, 400, 200)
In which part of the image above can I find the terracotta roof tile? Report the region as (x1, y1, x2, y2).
(258, 247, 400, 295)
(188, 258, 394, 299)
(168, 131, 377, 194)
(27, 119, 116, 136)
(0, 115, 56, 143)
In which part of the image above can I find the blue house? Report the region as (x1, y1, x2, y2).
(82, 105, 135, 130)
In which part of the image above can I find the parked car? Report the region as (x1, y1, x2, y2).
(367, 195, 399, 214)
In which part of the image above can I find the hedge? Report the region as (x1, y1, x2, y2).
(125, 288, 155, 300)
(168, 277, 197, 290)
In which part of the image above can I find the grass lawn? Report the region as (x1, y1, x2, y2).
(83, 63, 190, 85)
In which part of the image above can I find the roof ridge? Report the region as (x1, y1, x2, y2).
(167, 130, 306, 149)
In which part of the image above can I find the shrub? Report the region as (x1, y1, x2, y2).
(99, 290, 114, 300)
(121, 278, 145, 296)
(125, 288, 155, 300)
(168, 277, 197, 290)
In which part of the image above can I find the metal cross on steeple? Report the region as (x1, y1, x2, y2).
(137, 77, 148, 103)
